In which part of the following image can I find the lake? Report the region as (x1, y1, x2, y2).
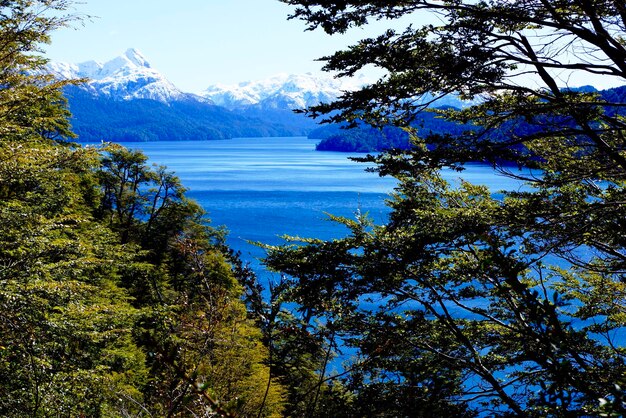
(129, 137, 621, 409)
(128, 136, 527, 283)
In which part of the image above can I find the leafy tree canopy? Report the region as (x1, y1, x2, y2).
(265, 0, 626, 416)
(0, 2, 286, 416)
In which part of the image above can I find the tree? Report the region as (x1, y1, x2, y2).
(0, 0, 78, 141)
(0, 2, 152, 416)
(93, 145, 286, 417)
(0, 140, 151, 417)
(266, 0, 626, 415)
(241, 272, 357, 417)
(0, 2, 286, 416)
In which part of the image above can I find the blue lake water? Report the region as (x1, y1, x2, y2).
(128, 137, 527, 282)
(128, 137, 621, 408)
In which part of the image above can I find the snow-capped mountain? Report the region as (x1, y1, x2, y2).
(48, 48, 484, 144)
(48, 48, 203, 103)
(49, 48, 476, 111)
(201, 73, 369, 110)
(201, 73, 481, 111)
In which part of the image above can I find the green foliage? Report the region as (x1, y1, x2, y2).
(0, 0, 78, 141)
(0, 137, 149, 417)
(0, 2, 286, 416)
(90, 142, 286, 417)
(65, 86, 314, 142)
(268, 0, 626, 415)
(0, 2, 147, 415)
(241, 273, 358, 417)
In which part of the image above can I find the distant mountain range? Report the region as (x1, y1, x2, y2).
(49, 49, 200, 104)
(202, 73, 367, 110)
(53, 48, 615, 150)
(49, 49, 363, 141)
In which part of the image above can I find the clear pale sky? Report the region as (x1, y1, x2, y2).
(44, 0, 621, 93)
(44, 0, 383, 92)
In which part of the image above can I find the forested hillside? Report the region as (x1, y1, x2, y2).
(311, 109, 469, 152)
(66, 86, 312, 142)
(0, 1, 309, 416)
(313, 86, 626, 152)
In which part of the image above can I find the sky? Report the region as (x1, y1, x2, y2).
(44, 0, 385, 93)
(44, 1, 623, 94)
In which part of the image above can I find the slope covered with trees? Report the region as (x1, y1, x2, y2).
(313, 86, 626, 153)
(6, 0, 626, 417)
(0, 1, 288, 416)
(263, 0, 626, 416)
(66, 86, 312, 142)
(311, 110, 469, 152)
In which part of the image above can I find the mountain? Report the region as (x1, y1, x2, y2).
(199, 73, 374, 135)
(49, 49, 320, 141)
(201, 73, 368, 110)
(48, 49, 484, 143)
(313, 85, 626, 152)
(201, 73, 483, 112)
(415, 92, 482, 109)
(49, 48, 203, 103)
(64, 86, 308, 142)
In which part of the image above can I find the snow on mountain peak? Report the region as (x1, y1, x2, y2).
(48, 48, 199, 103)
(200, 72, 477, 111)
(96, 48, 152, 78)
(201, 72, 369, 110)
(124, 48, 151, 68)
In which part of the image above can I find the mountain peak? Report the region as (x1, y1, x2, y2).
(124, 48, 151, 69)
(48, 48, 199, 104)
(99, 48, 151, 76)
(201, 72, 369, 110)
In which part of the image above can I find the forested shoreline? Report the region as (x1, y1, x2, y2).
(2, 0, 626, 417)
(313, 85, 626, 153)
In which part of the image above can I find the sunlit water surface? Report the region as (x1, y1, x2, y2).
(129, 136, 528, 283)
